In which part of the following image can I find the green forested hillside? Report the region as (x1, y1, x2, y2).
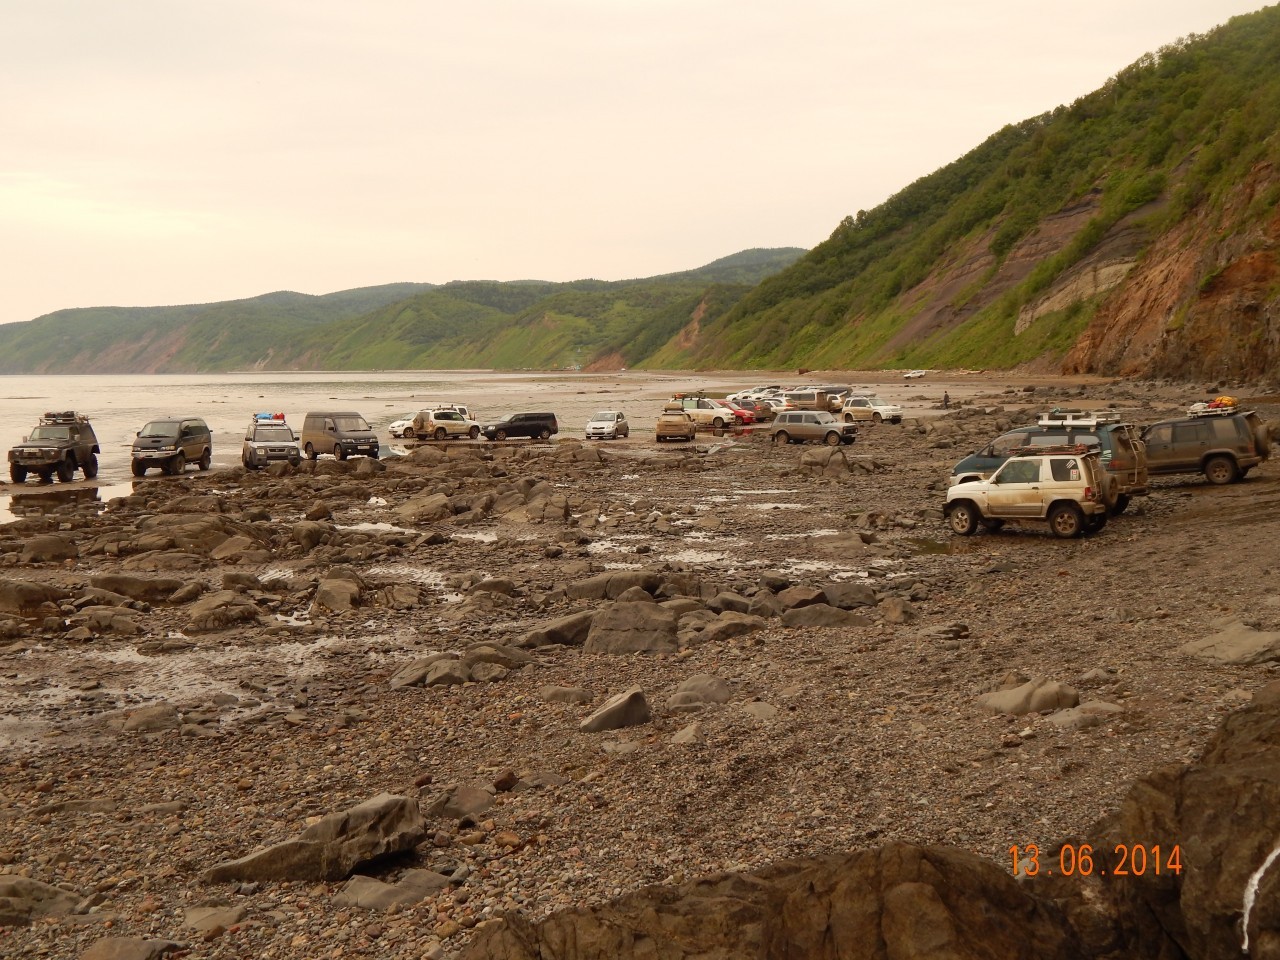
(658, 4, 1280, 376)
(0, 251, 803, 373)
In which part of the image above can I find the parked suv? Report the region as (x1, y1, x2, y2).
(655, 404, 696, 442)
(131, 416, 212, 476)
(951, 410, 1148, 513)
(481, 412, 558, 441)
(841, 395, 903, 424)
(242, 413, 301, 469)
(390, 404, 474, 438)
(300, 411, 380, 461)
(412, 409, 481, 441)
(1141, 403, 1270, 484)
(672, 396, 742, 431)
(945, 445, 1109, 538)
(770, 410, 857, 446)
(8, 411, 100, 483)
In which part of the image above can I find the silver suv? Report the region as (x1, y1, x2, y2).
(840, 395, 903, 424)
(769, 410, 857, 446)
(242, 414, 301, 469)
(412, 409, 481, 441)
(945, 445, 1109, 538)
(1141, 403, 1269, 484)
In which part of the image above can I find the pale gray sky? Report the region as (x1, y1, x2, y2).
(0, 0, 1270, 325)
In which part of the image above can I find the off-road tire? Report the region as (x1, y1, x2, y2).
(335, 445, 347, 461)
(198, 449, 211, 471)
(844, 413, 855, 423)
(979, 518, 1005, 532)
(168, 452, 186, 476)
(1049, 503, 1085, 538)
(468, 426, 480, 440)
(1085, 512, 1108, 534)
(712, 417, 725, 431)
(539, 428, 552, 440)
(1204, 455, 1238, 485)
(947, 501, 978, 536)
(402, 427, 415, 439)
(495, 429, 507, 441)
(243, 457, 257, 470)
(82, 453, 99, 479)
(773, 431, 790, 445)
(434, 427, 448, 441)
(872, 412, 882, 423)
(304, 443, 316, 461)
(824, 431, 842, 446)
(131, 460, 147, 477)
(38, 469, 54, 484)
(9, 464, 26, 484)
(1111, 494, 1131, 515)
(56, 458, 75, 483)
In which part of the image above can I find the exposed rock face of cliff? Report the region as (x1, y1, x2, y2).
(1064, 161, 1280, 382)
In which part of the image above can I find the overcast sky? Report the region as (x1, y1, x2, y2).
(1, 1, 1270, 326)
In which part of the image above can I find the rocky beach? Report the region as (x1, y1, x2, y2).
(2, 373, 1279, 959)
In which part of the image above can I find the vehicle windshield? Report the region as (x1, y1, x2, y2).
(138, 421, 180, 438)
(590, 412, 615, 421)
(814, 412, 837, 423)
(254, 426, 294, 441)
(496, 414, 515, 423)
(333, 417, 370, 431)
(29, 425, 70, 440)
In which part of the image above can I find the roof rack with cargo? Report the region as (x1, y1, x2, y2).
(1036, 409, 1122, 428)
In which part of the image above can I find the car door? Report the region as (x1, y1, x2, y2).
(985, 458, 1045, 517)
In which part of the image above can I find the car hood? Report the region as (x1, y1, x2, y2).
(132, 436, 180, 450)
(10, 440, 65, 452)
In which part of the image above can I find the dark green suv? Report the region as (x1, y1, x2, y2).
(8, 412, 101, 483)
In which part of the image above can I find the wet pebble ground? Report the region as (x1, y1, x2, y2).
(1, 374, 1278, 958)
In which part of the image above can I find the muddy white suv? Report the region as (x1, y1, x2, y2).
(945, 445, 1109, 538)
(840, 395, 903, 424)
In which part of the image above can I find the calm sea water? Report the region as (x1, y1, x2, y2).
(0, 369, 729, 495)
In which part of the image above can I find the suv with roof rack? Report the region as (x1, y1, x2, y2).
(8, 411, 100, 484)
(242, 413, 301, 470)
(945, 445, 1109, 539)
(1141, 400, 1270, 484)
(951, 409, 1148, 513)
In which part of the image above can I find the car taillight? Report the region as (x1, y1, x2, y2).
(1083, 486, 1095, 501)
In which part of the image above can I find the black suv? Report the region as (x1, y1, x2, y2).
(131, 416, 213, 476)
(952, 410, 1148, 513)
(481, 412, 558, 441)
(8, 411, 100, 483)
(1141, 404, 1270, 484)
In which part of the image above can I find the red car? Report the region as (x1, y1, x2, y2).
(713, 399, 755, 425)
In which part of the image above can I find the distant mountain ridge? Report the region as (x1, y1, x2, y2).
(3, 6, 1279, 380)
(0, 251, 804, 374)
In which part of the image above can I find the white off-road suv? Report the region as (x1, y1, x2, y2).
(944, 445, 1109, 538)
(840, 395, 903, 424)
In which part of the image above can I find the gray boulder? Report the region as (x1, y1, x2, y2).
(584, 603, 678, 654)
(202, 793, 426, 883)
(519, 610, 596, 648)
(977, 678, 1080, 716)
(0, 876, 81, 926)
(186, 590, 260, 633)
(332, 869, 449, 911)
(1179, 619, 1280, 666)
(581, 687, 651, 733)
(782, 604, 871, 628)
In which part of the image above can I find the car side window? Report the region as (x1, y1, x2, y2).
(1145, 424, 1171, 445)
(1050, 458, 1083, 482)
(991, 433, 1027, 457)
(995, 460, 1041, 484)
(1172, 422, 1210, 444)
